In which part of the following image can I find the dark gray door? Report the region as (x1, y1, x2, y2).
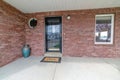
(45, 17, 62, 52)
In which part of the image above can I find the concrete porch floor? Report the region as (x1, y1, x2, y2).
(0, 56, 120, 80)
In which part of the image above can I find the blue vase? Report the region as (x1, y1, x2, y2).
(22, 44, 30, 58)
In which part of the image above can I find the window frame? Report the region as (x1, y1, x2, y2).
(94, 14, 114, 44)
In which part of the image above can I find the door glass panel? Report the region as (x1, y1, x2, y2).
(46, 25, 61, 51)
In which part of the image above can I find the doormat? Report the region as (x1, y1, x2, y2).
(41, 57, 61, 63)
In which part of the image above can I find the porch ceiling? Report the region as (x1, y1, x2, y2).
(3, 0, 120, 13)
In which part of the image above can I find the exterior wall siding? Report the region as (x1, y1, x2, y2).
(25, 7, 120, 58)
(0, 1, 120, 67)
(0, 1, 26, 66)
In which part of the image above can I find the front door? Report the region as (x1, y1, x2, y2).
(45, 17, 62, 52)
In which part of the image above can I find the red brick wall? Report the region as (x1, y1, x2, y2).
(25, 7, 120, 58)
(25, 14, 45, 56)
(1, 1, 119, 67)
(0, 1, 26, 66)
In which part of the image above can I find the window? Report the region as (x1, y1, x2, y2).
(95, 14, 114, 44)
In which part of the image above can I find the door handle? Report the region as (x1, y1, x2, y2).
(60, 33, 62, 37)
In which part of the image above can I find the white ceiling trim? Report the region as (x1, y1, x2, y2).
(4, 0, 120, 13)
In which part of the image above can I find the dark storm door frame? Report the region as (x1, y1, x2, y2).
(45, 16, 62, 53)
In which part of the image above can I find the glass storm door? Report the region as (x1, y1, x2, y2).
(45, 17, 62, 52)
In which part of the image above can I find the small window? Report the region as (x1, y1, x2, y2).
(28, 18, 37, 29)
(95, 14, 114, 44)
